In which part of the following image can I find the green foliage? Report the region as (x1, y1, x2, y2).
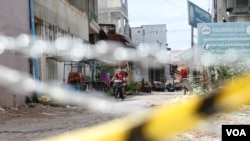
(127, 81, 137, 92)
(107, 87, 114, 95)
(187, 74, 207, 94)
(189, 59, 250, 95)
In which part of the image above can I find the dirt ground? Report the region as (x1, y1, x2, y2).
(0, 92, 250, 141)
(170, 105, 250, 141)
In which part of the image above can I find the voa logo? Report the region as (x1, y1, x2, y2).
(201, 25, 211, 36)
(226, 129, 246, 136)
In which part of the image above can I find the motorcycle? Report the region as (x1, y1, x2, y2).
(113, 79, 125, 100)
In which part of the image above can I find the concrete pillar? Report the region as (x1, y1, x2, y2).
(216, 0, 229, 22)
(108, 12, 111, 23)
(120, 16, 124, 34)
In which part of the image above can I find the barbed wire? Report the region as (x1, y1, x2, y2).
(0, 34, 173, 68)
(0, 64, 146, 116)
(39, 74, 250, 141)
(1, 34, 250, 141)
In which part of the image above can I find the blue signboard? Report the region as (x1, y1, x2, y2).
(187, 1, 212, 28)
(198, 22, 250, 54)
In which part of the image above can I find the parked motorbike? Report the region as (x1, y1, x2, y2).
(113, 79, 125, 100)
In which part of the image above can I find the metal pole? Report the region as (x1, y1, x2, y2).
(63, 62, 65, 83)
(191, 26, 194, 69)
(29, 0, 40, 100)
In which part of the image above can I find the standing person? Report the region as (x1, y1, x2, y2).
(141, 77, 145, 92)
(180, 67, 190, 95)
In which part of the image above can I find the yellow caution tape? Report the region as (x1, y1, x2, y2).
(40, 74, 250, 141)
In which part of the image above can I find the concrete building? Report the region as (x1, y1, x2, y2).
(98, 0, 130, 40)
(0, 0, 31, 107)
(34, 0, 100, 83)
(214, 0, 250, 22)
(131, 24, 169, 83)
(98, 0, 135, 85)
(0, 0, 100, 107)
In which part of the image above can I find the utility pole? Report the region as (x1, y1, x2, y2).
(215, 0, 229, 22)
(215, 0, 250, 22)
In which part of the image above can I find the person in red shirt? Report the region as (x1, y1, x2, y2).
(180, 67, 190, 95)
(180, 68, 189, 79)
(111, 66, 128, 99)
(111, 66, 128, 83)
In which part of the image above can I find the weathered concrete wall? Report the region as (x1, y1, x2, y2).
(34, 0, 89, 83)
(0, 0, 30, 107)
(67, 0, 88, 14)
(0, 52, 30, 107)
(98, 0, 109, 9)
(0, 0, 30, 36)
(35, 18, 87, 83)
(34, 0, 89, 41)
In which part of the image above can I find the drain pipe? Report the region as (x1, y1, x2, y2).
(29, 0, 40, 101)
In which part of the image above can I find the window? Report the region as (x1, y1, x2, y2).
(155, 30, 159, 36)
(155, 43, 159, 48)
(135, 40, 140, 45)
(142, 30, 145, 36)
(235, 0, 248, 6)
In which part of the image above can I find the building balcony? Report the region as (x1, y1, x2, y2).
(89, 9, 98, 23)
(89, 9, 100, 34)
(99, 7, 128, 18)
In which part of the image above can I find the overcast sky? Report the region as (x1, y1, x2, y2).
(128, 0, 212, 50)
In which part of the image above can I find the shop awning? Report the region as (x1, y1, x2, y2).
(46, 55, 118, 68)
(46, 55, 94, 63)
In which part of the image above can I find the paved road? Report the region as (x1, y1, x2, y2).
(110, 90, 184, 115)
(0, 90, 184, 141)
(124, 91, 183, 106)
(1, 90, 249, 141)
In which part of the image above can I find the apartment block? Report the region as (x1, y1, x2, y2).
(98, 0, 130, 40)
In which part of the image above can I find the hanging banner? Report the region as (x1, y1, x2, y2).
(187, 1, 212, 28)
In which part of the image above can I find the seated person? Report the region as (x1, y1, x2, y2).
(111, 66, 128, 97)
(111, 66, 128, 84)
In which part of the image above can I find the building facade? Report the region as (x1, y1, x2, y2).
(214, 0, 250, 22)
(98, 0, 130, 40)
(131, 24, 168, 82)
(0, 0, 101, 107)
(34, 0, 100, 83)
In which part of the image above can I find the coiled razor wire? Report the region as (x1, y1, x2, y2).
(1, 34, 250, 141)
